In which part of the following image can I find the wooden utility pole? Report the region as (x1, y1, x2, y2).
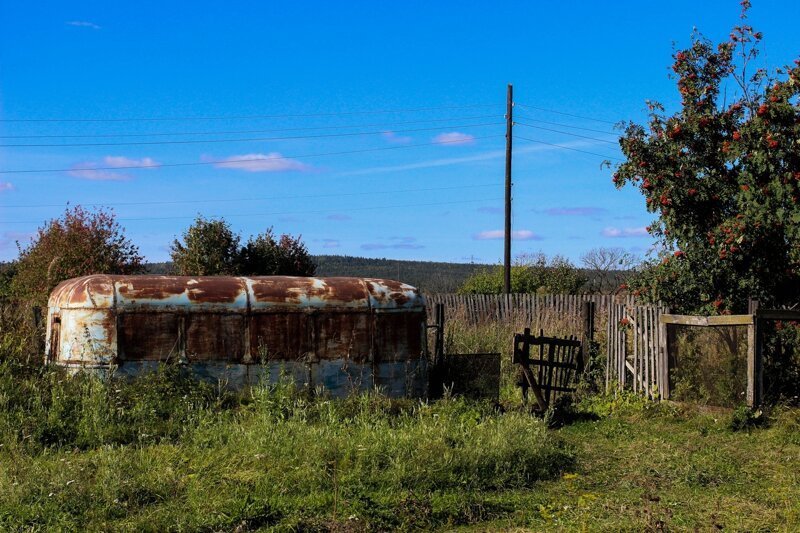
(504, 84, 514, 294)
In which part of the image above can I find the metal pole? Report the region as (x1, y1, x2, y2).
(504, 84, 514, 294)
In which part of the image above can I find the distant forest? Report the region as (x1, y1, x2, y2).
(145, 255, 487, 293)
(144, 255, 628, 294)
(313, 255, 489, 293)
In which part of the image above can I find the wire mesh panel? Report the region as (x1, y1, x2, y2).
(668, 325, 749, 407)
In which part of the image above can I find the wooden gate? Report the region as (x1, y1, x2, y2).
(513, 328, 582, 411)
(606, 304, 669, 399)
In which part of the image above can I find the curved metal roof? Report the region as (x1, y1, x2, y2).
(48, 275, 425, 311)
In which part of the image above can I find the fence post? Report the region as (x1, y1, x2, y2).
(427, 303, 447, 399)
(579, 301, 595, 374)
(435, 303, 445, 366)
(747, 319, 756, 407)
(746, 305, 763, 408)
(658, 309, 670, 400)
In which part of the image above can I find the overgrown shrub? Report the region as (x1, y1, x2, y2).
(729, 405, 768, 432)
(459, 253, 586, 295)
(0, 301, 44, 366)
(171, 216, 316, 276)
(11, 206, 143, 306)
(0, 362, 226, 452)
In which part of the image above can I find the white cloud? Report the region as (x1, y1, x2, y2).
(321, 239, 340, 249)
(103, 156, 159, 168)
(66, 20, 100, 30)
(382, 131, 412, 144)
(212, 152, 311, 173)
(474, 229, 541, 241)
(433, 132, 475, 145)
(0, 182, 13, 192)
(66, 20, 101, 29)
(68, 156, 160, 180)
(602, 226, 649, 238)
(69, 169, 128, 181)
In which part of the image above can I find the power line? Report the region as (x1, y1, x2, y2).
(0, 134, 504, 174)
(514, 122, 619, 145)
(0, 121, 503, 148)
(514, 114, 619, 135)
(514, 103, 621, 126)
(1, 183, 498, 209)
(0, 114, 501, 139)
(0, 103, 500, 123)
(515, 136, 624, 161)
(0, 197, 504, 224)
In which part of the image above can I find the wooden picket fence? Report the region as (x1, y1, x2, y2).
(424, 293, 673, 401)
(606, 303, 670, 398)
(424, 293, 634, 336)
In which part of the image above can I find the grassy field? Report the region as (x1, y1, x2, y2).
(470, 398, 800, 531)
(1, 359, 799, 532)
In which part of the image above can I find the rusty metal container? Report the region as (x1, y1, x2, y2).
(45, 275, 428, 397)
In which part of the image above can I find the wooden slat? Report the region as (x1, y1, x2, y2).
(620, 305, 626, 389)
(606, 301, 612, 389)
(660, 314, 754, 326)
(644, 306, 650, 394)
(537, 328, 545, 386)
(643, 307, 649, 397)
(514, 336, 582, 348)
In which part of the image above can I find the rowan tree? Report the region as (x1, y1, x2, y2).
(11, 206, 143, 305)
(614, 3, 800, 313)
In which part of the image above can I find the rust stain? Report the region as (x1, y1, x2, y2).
(250, 313, 313, 361)
(249, 276, 370, 307)
(185, 277, 246, 304)
(117, 276, 187, 300)
(118, 312, 180, 361)
(320, 277, 374, 303)
(186, 314, 245, 361)
(48, 275, 427, 373)
(373, 311, 425, 363)
(366, 278, 416, 307)
(250, 276, 313, 304)
(50, 275, 114, 309)
(315, 312, 372, 363)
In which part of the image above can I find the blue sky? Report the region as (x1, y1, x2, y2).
(1, 1, 798, 265)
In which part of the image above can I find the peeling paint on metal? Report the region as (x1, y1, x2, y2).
(46, 275, 429, 397)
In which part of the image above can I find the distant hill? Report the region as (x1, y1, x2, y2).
(313, 255, 490, 293)
(143, 255, 630, 294)
(144, 256, 490, 293)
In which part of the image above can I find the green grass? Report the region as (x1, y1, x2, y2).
(1, 362, 799, 531)
(462, 396, 800, 531)
(0, 363, 572, 531)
